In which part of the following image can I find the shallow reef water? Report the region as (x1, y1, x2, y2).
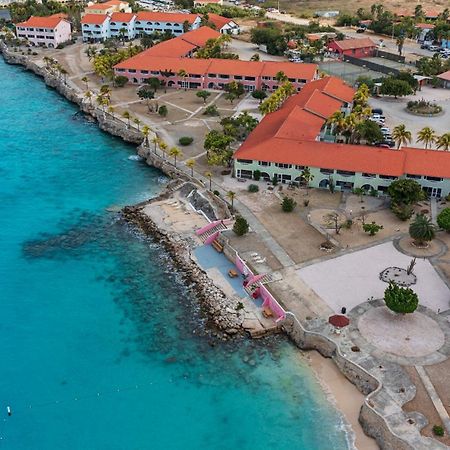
(0, 58, 350, 449)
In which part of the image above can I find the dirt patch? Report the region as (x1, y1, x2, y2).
(403, 366, 450, 446)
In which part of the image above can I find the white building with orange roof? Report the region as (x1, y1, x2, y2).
(81, 14, 111, 42)
(15, 14, 71, 48)
(82, 0, 131, 17)
(206, 13, 239, 34)
(134, 12, 201, 36)
(109, 12, 136, 39)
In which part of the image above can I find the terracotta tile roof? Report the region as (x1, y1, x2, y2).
(206, 13, 234, 30)
(180, 25, 221, 46)
(274, 108, 326, 141)
(303, 89, 343, 118)
(207, 59, 264, 77)
(237, 139, 407, 176)
(16, 15, 66, 28)
(115, 55, 213, 74)
(415, 23, 435, 29)
(332, 38, 376, 51)
(260, 61, 318, 80)
(404, 148, 450, 178)
(105, 0, 128, 5)
(136, 11, 199, 24)
(110, 12, 135, 23)
(81, 13, 110, 24)
(144, 38, 197, 58)
(437, 70, 450, 81)
(86, 3, 113, 10)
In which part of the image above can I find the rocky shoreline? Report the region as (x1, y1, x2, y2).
(121, 200, 246, 340)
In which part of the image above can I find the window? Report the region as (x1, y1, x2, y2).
(208, 73, 216, 78)
(236, 169, 252, 179)
(237, 159, 253, 164)
(406, 174, 421, 179)
(219, 74, 229, 79)
(425, 176, 442, 182)
(288, 78, 295, 82)
(116, 68, 125, 72)
(258, 161, 270, 166)
(378, 185, 388, 192)
(298, 79, 306, 83)
(320, 168, 334, 175)
(336, 170, 355, 177)
(262, 76, 270, 80)
(275, 163, 292, 169)
(128, 69, 136, 73)
(295, 165, 305, 170)
(362, 173, 376, 178)
(141, 70, 149, 74)
(379, 175, 396, 180)
(244, 76, 255, 81)
(234, 75, 242, 80)
(151, 70, 159, 75)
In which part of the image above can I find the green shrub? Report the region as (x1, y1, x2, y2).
(248, 184, 259, 193)
(271, 175, 278, 186)
(391, 203, 414, 221)
(437, 208, 450, 232)
(114, 75, 128, 87)
(233, 215, 249, 236)
(363, 221, 383, 236)
(384, 282, 419, 314)
(253, 169, 261, 181)
(281, 196, 297, 212)
(158, 105, 168, 117)
(203, 104, 219, 116)
(433, 425, 445, 437)
(409, 214, 436, 245)
(213, 190, 220, 196)
(179, 136, 194, 146)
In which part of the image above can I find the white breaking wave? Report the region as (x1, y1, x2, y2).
(128, 155, 144, 161)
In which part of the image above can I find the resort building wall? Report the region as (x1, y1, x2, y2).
(233, 160, 450, 197)
(16, 17, 72, 48)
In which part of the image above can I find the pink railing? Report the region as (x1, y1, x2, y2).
(260, 285, 286, 322)
(204, 230, 220, 245)
(195, 220, 223, 236)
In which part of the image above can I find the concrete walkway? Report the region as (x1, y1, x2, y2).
(431, 198, 438, 225)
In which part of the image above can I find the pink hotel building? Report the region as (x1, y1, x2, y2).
(113, 27, 319, 92)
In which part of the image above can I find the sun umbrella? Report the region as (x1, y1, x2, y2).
(328, 315, 350, 328)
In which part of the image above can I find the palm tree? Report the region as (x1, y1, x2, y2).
(227, 191, 236, 213)
(409, 214, 435, 246)
(81, 76, 89, 90)
(84, 90, 93, 106)
(205, 171, 212, 190)
(151, 136, 159, 153)
(436, 133, 450, 151)
(100, 84, 111, 100)
(159, 141, 168, 159)
(177, 69, 188, 91)
(185, 158, 195, 176)
(327, 111, 346, 138)
(417, 127, 436, 149)
(142, 125, 150, 147)
(392, 124, 412, 149)
(169, 146, 183, 167)
(275, 71, 288, 84)
(122, 111, 131, 128)
(133, 117, 141, 131)
(301, 167, 314, 194)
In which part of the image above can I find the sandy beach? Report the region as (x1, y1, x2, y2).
(306, 351, 379, 450)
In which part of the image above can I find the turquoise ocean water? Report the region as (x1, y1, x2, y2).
(0, 58, 350, 450)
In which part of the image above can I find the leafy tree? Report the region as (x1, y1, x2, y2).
(396, 71, 418, 91)
(204, 130, 233, 166)
(409, 214, 436, 246)
(380, 78, 413, 98)
(224, 81, 244, 98)
(437, 208, 450, 232)
(225, 92, 236, 104)
(417, 127, 436, 149)
(388, 179, 424, 206)
(301, 167, 314, 192)
(179, 136, 193, 146)
(158, 105, 168, 117)
(392, 124, 412, 149)
(233, 215, 249, 236)
(384, 282, 418, 314)
(363, 221, 383, 236)
(353, 187, 365, 202)
(196, 90, 211, 103)
(251, 90, 267, 104)
(203, 104, 219, 116)
(281, 196, 297, 212)
(250, 53, 260, 61)
(168, 146, 183, 167)
(436, 133, 450, 151)
(114, 75, 128, 87)
(137, 86, 155, 111)
(250, 27, 287, 55)
(355, 119, 383, 144)
(391, 203, 414, 221)
(144, 77, 160, 92)
(253, 170, 261, 181)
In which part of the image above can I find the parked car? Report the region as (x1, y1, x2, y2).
(429, 45, 440, 52)
(372, 108, 383, 115)
(356, 28, 366, 33)
(380, 127, 391, 134)
(421, 43, 430, 49)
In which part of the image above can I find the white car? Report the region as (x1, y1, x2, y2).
(380, 127, 391, 134)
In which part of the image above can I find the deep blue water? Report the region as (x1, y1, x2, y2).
(0, 58, 350, 449)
